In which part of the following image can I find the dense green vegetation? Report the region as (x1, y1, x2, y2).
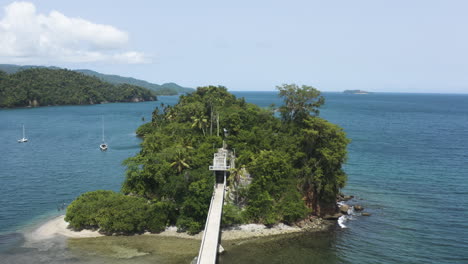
(65, 190, 174, 234)
(75, 69, 194, 95)
(0, 68, 156, 108)
(0, 64, 61, 74)
(65, 85, 349, 235)
(0, 64, 194, 96)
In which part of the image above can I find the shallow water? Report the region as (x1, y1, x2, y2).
(219, 231, 342, 264)
(68, 236, 200, 264)
(1, 92, 468, 263)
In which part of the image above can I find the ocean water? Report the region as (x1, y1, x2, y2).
(0, 92, 467, 263)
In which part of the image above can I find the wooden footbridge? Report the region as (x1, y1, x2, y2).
(196, 147, 234, 264)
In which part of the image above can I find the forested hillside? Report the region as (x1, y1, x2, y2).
(0, 68, 156, 108)
(0, 64, 193, 96)
(75, 69, 194, 95)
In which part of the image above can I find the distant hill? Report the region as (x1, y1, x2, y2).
(0, 64, 193, 95)
(0, 68, 156, 108)
(75, 69, 194, 95)
(0, 64, 61, 74)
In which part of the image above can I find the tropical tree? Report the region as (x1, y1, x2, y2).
(228, 166, 243, 186)
(298, 116, 349, 215)
(277, 84, 324, 124)
(227, 166, 246, 205)
(170, 149, 191, 173)
(191, 114, 208, 136)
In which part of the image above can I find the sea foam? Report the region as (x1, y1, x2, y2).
(338, 215, 347, 228)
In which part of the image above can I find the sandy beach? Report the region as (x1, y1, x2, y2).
(28, 215, 331, 241)
(28, 215, 103, 241)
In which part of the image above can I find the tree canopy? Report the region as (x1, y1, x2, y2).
(277, 83, 325, 123)
(65, 85, 349, 234)
(0, 68, 156, 108)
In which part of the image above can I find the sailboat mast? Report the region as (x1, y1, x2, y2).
(23, 124, 25, 138)
(101, 117, 105, 142)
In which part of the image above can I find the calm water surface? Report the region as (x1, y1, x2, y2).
(0, 92, 467, 263)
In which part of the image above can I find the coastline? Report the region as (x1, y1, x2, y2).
(26, 215, 103, 241)
(28, 215, 333, 242)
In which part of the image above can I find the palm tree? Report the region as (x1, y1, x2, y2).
(170, 149, 190, 173)
(228, 166, 245, 204)
(165, 106, 176, 121)
(191, 114, 208, 136)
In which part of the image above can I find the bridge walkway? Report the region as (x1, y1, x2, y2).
(196, 181, 225, 264)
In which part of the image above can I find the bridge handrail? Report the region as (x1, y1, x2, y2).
(196, 180, 224, 264)
(209, 165, 230, 170)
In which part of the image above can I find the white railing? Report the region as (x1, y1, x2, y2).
(209, 165, 230, 171)
(197, 186, 216, 264)
(197, 180, 225, 264)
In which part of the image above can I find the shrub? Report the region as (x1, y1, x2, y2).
(135, 122, 154, 137)
(95, 195, 149, 234)
(276, 189, 310, 225)
(176, 177, 213, 234)
(65, 190, 115, 230)
(222, 203, 244, 227)
(146, 201, 175, 233)
(65, 190, 170, 234)
(176, 216, 202, 235)
(243, 190, 277, 226)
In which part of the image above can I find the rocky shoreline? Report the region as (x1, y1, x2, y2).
(28, 215, 334, 242)
(337, 193, 371, 217)
(29, 192, 367, 243)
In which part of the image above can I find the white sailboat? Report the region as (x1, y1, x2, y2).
(100, 117, 108, 151)
(18, 124, 28, 143)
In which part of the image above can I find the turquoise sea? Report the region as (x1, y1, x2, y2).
(0, 92, 467, 263)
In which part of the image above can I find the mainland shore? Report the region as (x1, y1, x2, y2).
(28, 215, 333, 242)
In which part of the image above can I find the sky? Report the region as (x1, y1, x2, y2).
(0, 0, 467, 93)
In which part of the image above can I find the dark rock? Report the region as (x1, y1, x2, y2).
(323, 213, 342, 220)
(339, 204, 349, 214)
(295, 219, 308, 228)
(354, 205, 364, 211)
(336, 193, 345, 202)
(361, 212, 371, 216)
(337, 194, 354, 202)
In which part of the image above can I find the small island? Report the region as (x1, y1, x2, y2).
(65, 85, 349, 237)
(343, 89, 370, 94)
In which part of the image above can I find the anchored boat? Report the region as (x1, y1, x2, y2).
(99, 117, 108, 151)
(18, 124, 28, 143)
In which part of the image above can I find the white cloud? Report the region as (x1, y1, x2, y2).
(113, 51, 150, 64)
(0, 1, 150, 64)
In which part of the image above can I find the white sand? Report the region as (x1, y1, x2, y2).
(28, 215, 102, 241)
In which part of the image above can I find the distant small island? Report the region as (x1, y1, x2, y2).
(343, 90, 370, 94)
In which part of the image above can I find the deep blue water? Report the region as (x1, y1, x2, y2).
(1, 92, 467, 263)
